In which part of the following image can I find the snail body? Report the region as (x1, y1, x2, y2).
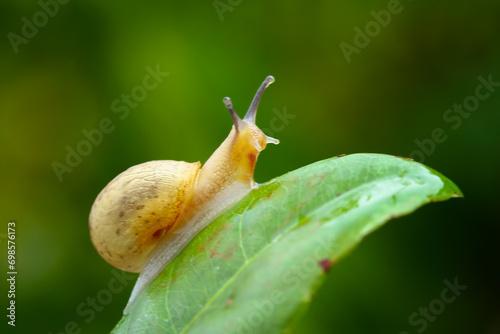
(89, 76, 278, 312)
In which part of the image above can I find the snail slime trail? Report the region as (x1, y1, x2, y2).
(88, 76, 280, 312)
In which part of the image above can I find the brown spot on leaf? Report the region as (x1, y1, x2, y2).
(136, 204, 145, 210)
(209, 250, 224, 258)
(319, 259, 333, 273)
(207, 243, 236, 259)
(119, 211, 124, 218)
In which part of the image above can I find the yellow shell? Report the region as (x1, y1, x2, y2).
(89, 160, 200, 273)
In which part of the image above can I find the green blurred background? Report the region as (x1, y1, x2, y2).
(1, 0, 499, 333)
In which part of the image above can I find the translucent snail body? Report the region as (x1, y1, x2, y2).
(89, 76, 278, 312)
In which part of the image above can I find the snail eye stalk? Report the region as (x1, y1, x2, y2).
(223, 97, 244, 132)
(244, 75, 275, 124)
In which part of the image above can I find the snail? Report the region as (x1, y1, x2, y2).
(89, 75, 279, 312)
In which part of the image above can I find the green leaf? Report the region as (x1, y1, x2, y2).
(112, 153, 462, 334)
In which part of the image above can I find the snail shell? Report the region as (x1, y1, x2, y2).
(89, 160, 200, 273)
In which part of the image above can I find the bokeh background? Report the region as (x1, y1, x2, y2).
(1, 0, 499, 333)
